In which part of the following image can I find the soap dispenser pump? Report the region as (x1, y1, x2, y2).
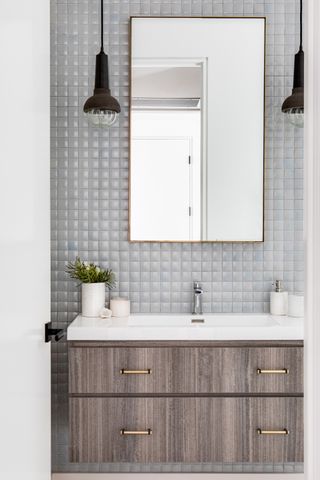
(270, 280, 288, 316)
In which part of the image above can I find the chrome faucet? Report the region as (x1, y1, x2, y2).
(192, 281, 203, 315)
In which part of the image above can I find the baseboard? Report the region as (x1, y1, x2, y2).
(52, 474, 304, 480)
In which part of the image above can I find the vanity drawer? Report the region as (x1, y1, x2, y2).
(69, 344, 303, 394)
(69, 397, 303, 463)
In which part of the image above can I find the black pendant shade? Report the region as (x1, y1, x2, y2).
(83, 51, 121, 113)
(281, 0, 304, 127)
(83, 0, 121, 127)
(281, 48, 304, 113)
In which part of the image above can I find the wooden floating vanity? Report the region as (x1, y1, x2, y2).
(68, 338, 303, 464)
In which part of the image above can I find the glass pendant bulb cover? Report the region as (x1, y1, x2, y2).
(84, 109, 117, 127)
(83, 0, 121, 128)
(284, 107, 304, 128)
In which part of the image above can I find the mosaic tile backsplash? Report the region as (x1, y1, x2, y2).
(51, 0, 304, 473)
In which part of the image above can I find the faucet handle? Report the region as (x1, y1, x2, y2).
(193, 281, 201, 289)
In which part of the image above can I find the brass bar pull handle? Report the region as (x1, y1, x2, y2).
(120, 429, 152, 436)
(256, 368, 289, 374)
(120, 369, 152, 375)
(257, 428, 290, 435)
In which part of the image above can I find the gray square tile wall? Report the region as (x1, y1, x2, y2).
(51, 0, 304, 473)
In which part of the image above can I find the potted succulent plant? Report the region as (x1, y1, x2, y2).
(66, 257, 116, 317)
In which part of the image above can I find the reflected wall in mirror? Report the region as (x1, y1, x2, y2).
(130, 17, 265, 242)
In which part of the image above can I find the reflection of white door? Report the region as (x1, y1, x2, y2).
(0, 1, 51, 479)
(131, 137, 191, 241)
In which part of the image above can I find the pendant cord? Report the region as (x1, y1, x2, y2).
(100, 0, 104, 52)
(299, 0, 303, 50)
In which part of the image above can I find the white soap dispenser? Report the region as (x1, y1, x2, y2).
(270, 280, 288, 316)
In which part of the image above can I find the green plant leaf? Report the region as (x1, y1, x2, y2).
(65, 257, 116, 288)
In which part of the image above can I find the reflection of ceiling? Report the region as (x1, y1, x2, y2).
(132, 66, 202, 98)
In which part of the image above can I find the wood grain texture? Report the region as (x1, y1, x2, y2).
(69, 397, 303, 464)
(69, 346, 303, 395)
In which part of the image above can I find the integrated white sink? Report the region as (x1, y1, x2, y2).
(67, 313, 303, 341)
(126, 314, 278, 328)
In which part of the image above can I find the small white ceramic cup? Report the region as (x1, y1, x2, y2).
(288, 293, 304, 317)
(110, 297, 130, 317)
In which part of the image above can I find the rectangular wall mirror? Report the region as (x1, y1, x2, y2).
(130, 17, 265, 242)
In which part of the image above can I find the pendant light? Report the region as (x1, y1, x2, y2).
(83, 0, 121, 127)
(281, 0, 304, 128)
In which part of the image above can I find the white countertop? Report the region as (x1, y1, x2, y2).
(67, 313, 304, 341)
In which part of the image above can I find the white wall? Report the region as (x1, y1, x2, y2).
(305, 1, 320, 479)
(0, 1, 51, 479)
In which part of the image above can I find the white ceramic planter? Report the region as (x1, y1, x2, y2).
(81, 282, 105, 317)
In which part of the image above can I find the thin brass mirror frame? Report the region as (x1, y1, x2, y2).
(129, 16, 266, 243)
